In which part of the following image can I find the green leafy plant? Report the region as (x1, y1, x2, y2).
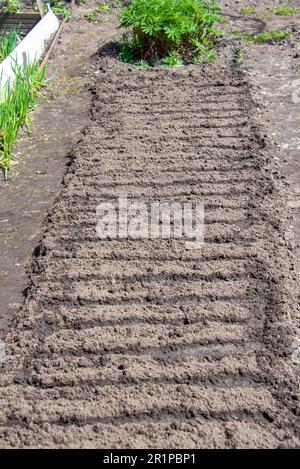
(83, 10, 103, 22)
(83, 2, 118, 23)
(234, 47, 243, 63)
(0, 62, 47, 179)
(240, 6, 256, 15)
(161, 51, 183, 67)
(119, 0, 222, 65)
(98, 2, 113, 13)
(246, 29, 292, 44)
(51, 1, 72, 20)
(0, 28, 20, 62)
(136, 59, 150, 69)
(1, 0, 22, 14)
(271, 7, 300, 16)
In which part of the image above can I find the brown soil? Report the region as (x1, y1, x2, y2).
(0, 1, 299, 449)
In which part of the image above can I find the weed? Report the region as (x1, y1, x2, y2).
(240, 6, 256, 15)
(119, 34, 136, 62)
(83, 11, 103, 22)
(192, 52, 201, 64)
(271, 7, 300, 16)
(1, 0, 21, 14)
(136, 59, 150, 70)
(83, 1, 118, 23)
(0, 28, 20, 63)
(161, 51, 183, 67)
(119, 0, 222, 65)
(98, 2, 113, 13)
(229, 29, 243, 37)
(246, 29, 292, 44)
(51, 1, 72, 20)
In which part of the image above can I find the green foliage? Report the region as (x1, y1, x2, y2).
(0, 62, 47, 179)
(119, 0, 222, 65)
(228, 28, 292, 45)
(271, 7, 300, 16)
(192, 52, 201, 64)
(228, 29, 242, 36)
(0, 28, 19, 62)
(83, 10, 103, 22)
(83, 1, 119, 23)
(51, 1, 72, 20)
(161, 51, 183, 67)
(98, 2, 113, 13)
(246, 29, 292, 44)
(240, 6, 256, 15)
(234, 47, 243, 63)
(136, 59, 150, 69)
(1, 0, 22, 14)
(119, 33, 136, 62)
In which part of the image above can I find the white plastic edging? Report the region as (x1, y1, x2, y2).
(0, 8, 59, 97)
(0, 339, 5, 365)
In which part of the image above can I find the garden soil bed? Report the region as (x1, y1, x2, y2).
(0, 1, 299, 449)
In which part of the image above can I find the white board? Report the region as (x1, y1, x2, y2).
(0, 8, 60, 97)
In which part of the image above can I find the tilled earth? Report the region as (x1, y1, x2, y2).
(0, 39, 299, 446)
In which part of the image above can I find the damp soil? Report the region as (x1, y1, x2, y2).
(0, 0, 299, 449)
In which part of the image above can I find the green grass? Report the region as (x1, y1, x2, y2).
(240, 6, 257, 15)
(228, 29, 243, 36)
(0, 62, 47, 179)
(246, 29, 292, 44)
(271, 7, 300, 16)
(0, 29, 20, 63)
(119, 0, 222, 65)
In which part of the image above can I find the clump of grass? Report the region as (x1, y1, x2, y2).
(271, 7, 300, 16)
(246, 29, 292, 44)
(0, 62, 47, 179)
(0, 28, 20, 63)
(228, 29, 243, 37)
(234, 47, 244, 63)
(240, 6, 257, 15)
(119, 0, 222, 66)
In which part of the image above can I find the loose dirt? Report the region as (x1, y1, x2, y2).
(0, 1, 299, 448)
